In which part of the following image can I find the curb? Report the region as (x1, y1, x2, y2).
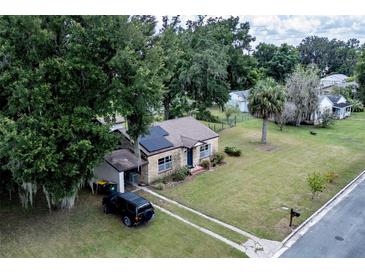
(273, 169, 365, 258)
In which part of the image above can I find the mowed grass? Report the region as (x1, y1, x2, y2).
(160, 112, 365, 240)
(138, 191, 248, 246)
(0, 191, 244, 258)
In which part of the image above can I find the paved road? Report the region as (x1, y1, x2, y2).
(282, 179, 365, 258)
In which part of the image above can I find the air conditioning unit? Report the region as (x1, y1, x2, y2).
(129, 172, 140, 184)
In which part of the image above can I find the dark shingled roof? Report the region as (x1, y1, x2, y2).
(150, 116, 218, 154)
(333, 102, 352, 108)
(119, 117, 218, 156)
(326, 95, 342, 104)
(104, 149, 147, 172)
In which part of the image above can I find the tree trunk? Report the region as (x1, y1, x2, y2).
(133, 136, 141, 172)
(295, 110, 302, 126)
(261, 118, 268, 144)
(163, 96, 171, 120)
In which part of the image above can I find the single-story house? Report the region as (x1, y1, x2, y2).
(227, 90, 250, 112)
(320, 73, 358, 94)
(94, 116, 219, 191)
(137, 116, 219, 184)
(312, 94, 352, 124)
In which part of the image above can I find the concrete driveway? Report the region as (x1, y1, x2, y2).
(282, 178, 365, 258)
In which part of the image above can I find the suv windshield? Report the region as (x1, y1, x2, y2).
(137, 203, 152, 214)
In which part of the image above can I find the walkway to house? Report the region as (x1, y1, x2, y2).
(136, 185, 282, 258)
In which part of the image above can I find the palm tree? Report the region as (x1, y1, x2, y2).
(248, 78, 286, 144)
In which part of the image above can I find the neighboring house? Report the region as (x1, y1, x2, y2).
(94, 116, 219, 191)
(312, 94, 352, 124)
(97, 114, 125, 131)
(227, 90, 250, 112)
(320, 73, 358, 93)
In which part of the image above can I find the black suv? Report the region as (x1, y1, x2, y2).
(102, 192, 155, 227)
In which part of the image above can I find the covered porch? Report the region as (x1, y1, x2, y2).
(333, 103, 352, 119)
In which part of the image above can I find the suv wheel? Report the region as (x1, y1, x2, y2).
(122, 216, 132, 227)
(144, 209, 154, 222)
(103, 204, 110, 214)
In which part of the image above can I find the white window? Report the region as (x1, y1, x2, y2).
(158, 156, 172, 172)
(200, 144, 211, 159)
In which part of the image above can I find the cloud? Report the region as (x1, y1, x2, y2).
(157, 15, 365, 47)
(242, 16, 365, 47)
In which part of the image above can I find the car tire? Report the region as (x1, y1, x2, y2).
(103, 205, 110, 214)
(122, 216, 132, 227)
(144, 210, 154, 222)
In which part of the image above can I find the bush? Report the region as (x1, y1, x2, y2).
(348, 98, 364, 112)
(153, 183, 165, 190)
(153, 175, 169, 185)
(307, 172, 326, 199)
(324, 171, 338, 184)
(211, 152, 225, 166)
(318, 109, 335, 128)
(171, 166, 190, 182)
(224, 146, 241, 157)
(200, 159, 210, 169)
(195, 109, 220, 123)
(224, 105, 239, 122)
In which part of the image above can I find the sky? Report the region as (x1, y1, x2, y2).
(158, 15, 365, 48)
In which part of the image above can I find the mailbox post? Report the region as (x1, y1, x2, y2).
(289, 208, 301, 227)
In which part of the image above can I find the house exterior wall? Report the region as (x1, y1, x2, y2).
(313, 97, 334, 124)
(191, 137, 219, 166)
(228, 94, 249, 113)
(143, 147, 184, 184)
(337, 96, 347, 104)
(142, 137, 219, 184)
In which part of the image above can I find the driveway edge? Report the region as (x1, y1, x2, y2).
(273, 169, 365, 258)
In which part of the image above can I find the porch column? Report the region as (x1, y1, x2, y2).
(118, 171, 125, 193)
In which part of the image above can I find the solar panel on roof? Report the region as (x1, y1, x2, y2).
(144, 126, 168, 137)
(140, 136, 173, 152)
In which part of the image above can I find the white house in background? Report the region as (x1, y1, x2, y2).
(227, 90, 250, 112)
(320, 73, 358, 93)
(97, 114, 125, 131)
(312, 94, 352, 124)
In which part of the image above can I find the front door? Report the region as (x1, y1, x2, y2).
(187, 148, 193, 167)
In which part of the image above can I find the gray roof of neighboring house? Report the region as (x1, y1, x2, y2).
(104, 149, 147, 172)
(145, 117, 219, 156)
(321, 74, 348, 83)
(326, 95, 343, 104)
(230, 90, 250, 100)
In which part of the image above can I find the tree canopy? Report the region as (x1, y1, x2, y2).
(0, 16, 163, 209)
(254, 43, 299, 83)
(298, 36, 361, 76)
(248, 78, 285, 144)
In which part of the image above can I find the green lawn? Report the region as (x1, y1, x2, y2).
(138, 190, 248, 245)
(159, 112, 365, 240)
(0, 191, 244, 258)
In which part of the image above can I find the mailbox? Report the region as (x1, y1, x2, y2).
(291, 208, 301, 217)
(289, 208, 300, 227)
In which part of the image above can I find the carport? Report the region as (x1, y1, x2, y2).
(93, 149, 147, 193)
